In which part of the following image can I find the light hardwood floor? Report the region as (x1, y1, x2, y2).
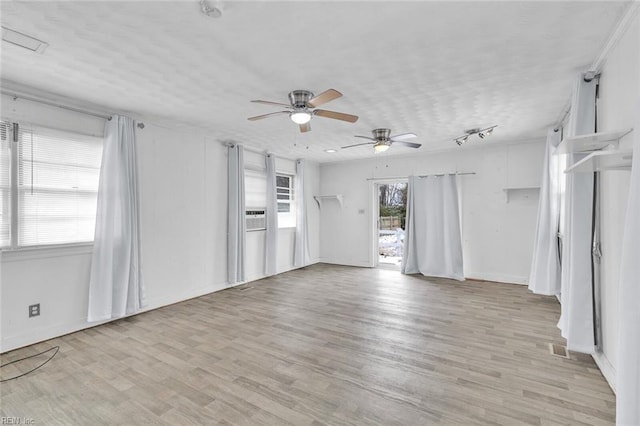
(1, 264, 615, 425)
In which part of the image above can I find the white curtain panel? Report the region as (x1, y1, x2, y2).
(529, 129, 562, 295)
(401, 174, 464, 281)
(293, 159, 309, 267)
(87, 116, 145, 322)
(265, 153, 278, 276)
(558, 73, 596, 353)
(228, 144, 246, 284)
(616, 101, 640, 426)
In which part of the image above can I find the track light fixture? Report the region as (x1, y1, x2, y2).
(454, 125, 497, 146)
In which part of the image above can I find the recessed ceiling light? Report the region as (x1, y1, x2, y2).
(325, 149, 337, 153)
(1, 26, 48, 54)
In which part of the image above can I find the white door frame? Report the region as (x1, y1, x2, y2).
(368, 178, 408, 268)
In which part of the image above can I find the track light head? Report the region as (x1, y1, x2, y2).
(455, 135, 469, 146)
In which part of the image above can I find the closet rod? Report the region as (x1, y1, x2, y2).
(2, 90, 112, 120)
(366, 172, 475, 181)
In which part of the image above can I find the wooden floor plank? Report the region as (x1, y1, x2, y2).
(0, 264, 615, 424)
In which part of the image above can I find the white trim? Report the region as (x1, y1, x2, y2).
(592, 350, 617, 394)
(1, 243, 93, 262)
(465, 272, 529, 285)
(589, 2, 640, 73)
(319, 259, 373, 268)
(1, 80, 116, 119)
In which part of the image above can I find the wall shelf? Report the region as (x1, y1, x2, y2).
(502, 187, 540, 203)
(313, 195, 343, 209)
(554, 128, 632, 155)
(565, 150, 633, 173)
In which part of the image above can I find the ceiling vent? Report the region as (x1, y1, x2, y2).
(1, 26, 48, 54)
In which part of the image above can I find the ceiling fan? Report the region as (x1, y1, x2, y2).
(248, 89, 359, 133)
(342, 128, 421, 153)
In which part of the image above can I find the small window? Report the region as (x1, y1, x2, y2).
(277, 173, 296, 228)
(276, 174, 291, 212)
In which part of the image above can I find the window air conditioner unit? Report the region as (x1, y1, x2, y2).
(246, 209, 266, 231)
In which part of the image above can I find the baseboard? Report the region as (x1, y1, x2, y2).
(592, 350, 616, 394)
(318, 258, 372, 268)
(1, 317, 100, 353)
(465, 272, 528, 285)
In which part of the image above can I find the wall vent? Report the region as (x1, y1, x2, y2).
(246, 209, 266, 231)
(549, 343, 570, 359)
(2, 26, 48, 54)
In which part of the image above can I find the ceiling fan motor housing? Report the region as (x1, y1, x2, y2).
(372, 128, 391, 141)
(288, 90, 314, 109)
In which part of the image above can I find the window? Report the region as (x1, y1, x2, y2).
(244, 168, 267, 210)
(243, 169, 296, 229)
(276, 174, 292, 213)
(277, 174, 296, 228)
(1, 121, 103, 248)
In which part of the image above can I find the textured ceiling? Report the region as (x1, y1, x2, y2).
(0, 1, 631, 163)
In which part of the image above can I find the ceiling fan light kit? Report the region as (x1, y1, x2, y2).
(373, 142, 391, 153)
(455, 125, 498, 146)
(290, 111, 311, 124)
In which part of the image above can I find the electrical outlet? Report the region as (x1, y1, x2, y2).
(29, 303, 40, 318)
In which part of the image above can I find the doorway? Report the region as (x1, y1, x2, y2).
(377, 182, 407, 269)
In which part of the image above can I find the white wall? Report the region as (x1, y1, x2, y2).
(318, 140, 545, 284)
(592, 10, 639, 388)
(0, 94, 320, 352)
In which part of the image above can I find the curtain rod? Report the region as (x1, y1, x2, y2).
(366, 172, 475, 181)
(225, 142, 296, 162)
(2, 90, 112, 120)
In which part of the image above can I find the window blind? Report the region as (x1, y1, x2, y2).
(245, 168, 266, 209)
(0, 121, 10, 247)
(17, 125, 102, 246)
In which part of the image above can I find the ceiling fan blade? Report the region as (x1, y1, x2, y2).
(390, 132, 417, 141)
(251, 100, 292, 108)
(392, 141, 422, 149)
(315, 109, 359, 123)
(247, 111, 290, 121)
(299, 122, 311, 133)
(354, 135, 376, 141)
(341, 142, 375, 149)
(307, 89, 342, 107)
